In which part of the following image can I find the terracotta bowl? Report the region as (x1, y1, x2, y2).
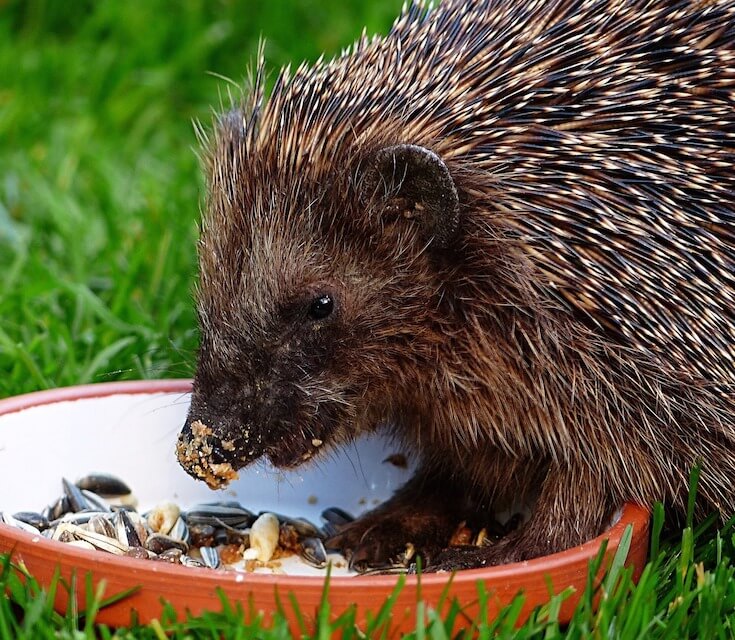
(0, 380, 649, 634)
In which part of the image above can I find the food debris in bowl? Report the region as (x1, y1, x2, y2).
(1, 472, 354, 575)
(2, 471, 525, 575)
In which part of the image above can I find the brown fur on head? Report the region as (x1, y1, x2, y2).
(181, 98, 470, 473)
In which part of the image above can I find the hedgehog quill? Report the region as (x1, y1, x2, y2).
(177, 0, 735, 570)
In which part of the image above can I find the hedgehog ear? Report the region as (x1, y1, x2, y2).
(362, 144, 459, 249)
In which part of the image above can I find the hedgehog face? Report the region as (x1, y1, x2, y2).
(177, 141, 462, 486)
(181, 285, 345, 473)
(176, 219, 361, 480)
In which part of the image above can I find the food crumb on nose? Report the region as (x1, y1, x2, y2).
(311, 438, 323, 447)
(177, 420, 239, 489)
(191, 420, 212, 438)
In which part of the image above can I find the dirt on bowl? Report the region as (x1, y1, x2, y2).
(0, 380, 650, 635)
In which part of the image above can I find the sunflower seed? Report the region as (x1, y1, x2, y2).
(76, 473, 132, 497)
(300, 537, 328, 569)
(199, 545, 220, 569)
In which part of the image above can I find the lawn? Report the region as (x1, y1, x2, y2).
(1, 0, 735, 637)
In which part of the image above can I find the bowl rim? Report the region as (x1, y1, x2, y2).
(0, 379, 650, 590)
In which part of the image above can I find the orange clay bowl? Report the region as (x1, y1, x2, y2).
(0, 380, 649, 634)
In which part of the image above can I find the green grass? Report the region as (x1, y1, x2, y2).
(0, 0, 402, 394)
(2, 1, 735, 637)
(3, 505, 735, 638)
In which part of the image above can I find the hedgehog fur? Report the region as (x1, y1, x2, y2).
(182, 0, 735, 567)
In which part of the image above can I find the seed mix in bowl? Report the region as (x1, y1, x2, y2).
(1, 473, 355, 574)
(1, 473, 521, 574)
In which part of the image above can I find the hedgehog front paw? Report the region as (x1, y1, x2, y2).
(326, 507, 453, 573)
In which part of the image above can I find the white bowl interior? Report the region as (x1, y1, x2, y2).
(0, 390, 414, 576)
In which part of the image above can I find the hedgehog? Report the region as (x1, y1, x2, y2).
(176, 0, 735, 570)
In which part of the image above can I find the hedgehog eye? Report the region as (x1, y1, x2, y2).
(307, 294, 334, 320)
